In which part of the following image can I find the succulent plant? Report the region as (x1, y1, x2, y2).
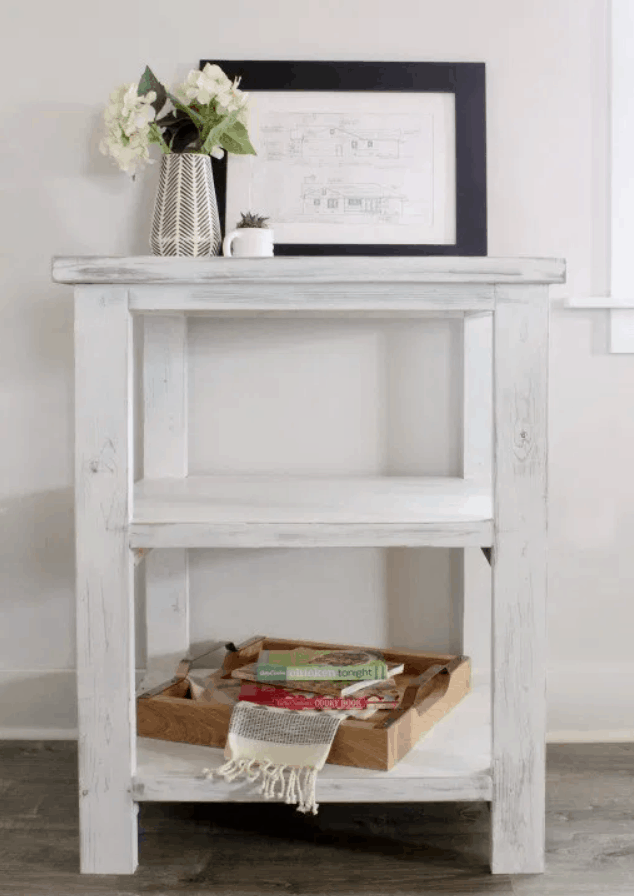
(236, 212, 270, 229)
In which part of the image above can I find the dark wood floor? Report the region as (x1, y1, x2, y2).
(0, 742, 632, 895)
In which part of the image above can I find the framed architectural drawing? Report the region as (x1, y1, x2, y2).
(201, 60, 487, 256)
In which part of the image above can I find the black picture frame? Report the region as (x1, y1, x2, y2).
(201, 60, 487, 256)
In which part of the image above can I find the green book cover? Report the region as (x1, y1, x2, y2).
(255, 647, 388, 682)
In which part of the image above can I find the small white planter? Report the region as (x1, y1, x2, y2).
(223, 227, 274, 257)
(150, 153, 221, 257)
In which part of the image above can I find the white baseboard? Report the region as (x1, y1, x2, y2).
(0, 726, 79, 740)
(0, 670, 78, 740)
(545, 664, 634, 743)
(0, 665, 632, 743)
(547, 729, 634, 743)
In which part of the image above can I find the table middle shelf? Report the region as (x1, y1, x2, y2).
(131, 475, 493, 549)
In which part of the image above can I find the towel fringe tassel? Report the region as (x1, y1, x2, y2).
(208, 760, 319, 814)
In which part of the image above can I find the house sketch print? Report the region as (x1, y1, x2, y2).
(288, 126, 401, 161)
(301, 183, 406, 222)
(258, 112, 434, 226)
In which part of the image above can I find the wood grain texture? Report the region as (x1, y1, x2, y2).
(132, 307, 470, 319)
(137, 640, 472, 772)
(143, 315, 188, 477)
(134, 675, 490, 802)
(133, 476, 493, 524)
(130, 475, 493, 548)
(462, 312, 493, 674)
(60, 258, 565, 878)
(130, 520, 494, 549)
(491, 284, 549, 874)
(52, 255, 566, 285)
(463, 313, 493, 487)
(3, 742, 633, 895)
(74, 287, 137, 873)
(142, 315, 189, 685)
(131, 282, 496, 313)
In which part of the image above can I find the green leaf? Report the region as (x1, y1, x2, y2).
(199, 114, 223, 149)
(165, 90, 205, 127)
(147, 122, 171, 154)
(201, 108, 241, 155)
(219, 119, 257, 155)
(138, 66, 167, 116)
(217, 132, 242, 154)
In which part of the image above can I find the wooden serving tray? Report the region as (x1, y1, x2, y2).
(137, 635, 471, 771)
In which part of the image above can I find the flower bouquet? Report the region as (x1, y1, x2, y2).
(100, 64, 257, 256)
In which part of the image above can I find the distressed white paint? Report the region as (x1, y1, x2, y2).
(69, 260, 559, 876)
(126, 283, 495, 313)
(462, 314, 493, 487)
(52, 255, 566, 285)
(133, 547, 149, 567)
(51, 256, 565, 319)
(143, 553, 188, 662)
(134, 679, 491, 803)
(74, 286, 137, 874)
(136, 308, 468, 320)
(143, 316, 188, 476)
(130, 475, 493, 548)
(143, 316, 189, 686)
(131, 520, 494, 550)
(491, 284, 549, 874)
(134, 475, 492, 523)
(462, 313, 493, 674)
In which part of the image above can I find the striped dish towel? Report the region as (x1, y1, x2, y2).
(203, 700, 347, 814)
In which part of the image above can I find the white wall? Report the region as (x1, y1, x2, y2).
(2, 0, 632, 741)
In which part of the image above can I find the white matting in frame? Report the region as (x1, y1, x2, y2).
(225, 91, 456, 246)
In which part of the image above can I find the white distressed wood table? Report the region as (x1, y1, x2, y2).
(52, 255, 565, 876)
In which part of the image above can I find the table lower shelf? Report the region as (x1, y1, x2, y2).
(133, 680, 492, 803)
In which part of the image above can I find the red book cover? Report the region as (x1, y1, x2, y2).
(238, 681, 399, 710)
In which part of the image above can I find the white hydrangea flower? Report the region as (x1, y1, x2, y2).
(216, 78, 249, 120)
(120, 84, 156, 134)
(100, 66, 255, 178)
(100, 82, 157, 177)
(180, 62, 233, 105)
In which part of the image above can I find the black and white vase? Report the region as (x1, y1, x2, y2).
(150, 153, 221, 256)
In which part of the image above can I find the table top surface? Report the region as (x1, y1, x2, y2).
(52, 255, 566, 285)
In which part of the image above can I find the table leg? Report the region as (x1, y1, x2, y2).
(75, 286, 137, 874)
(491, 284, 549, 874)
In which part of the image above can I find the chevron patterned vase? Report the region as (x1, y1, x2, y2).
(150, 153, 221, 256)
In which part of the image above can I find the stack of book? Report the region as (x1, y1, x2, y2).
(231, 646, 405, 718)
